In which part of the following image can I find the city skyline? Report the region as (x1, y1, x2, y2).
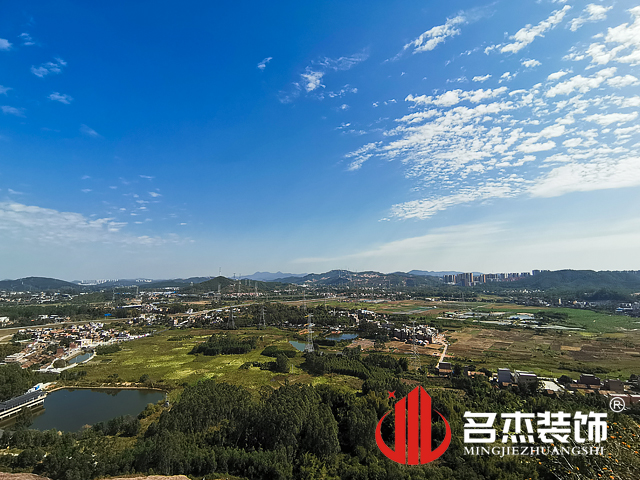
(1, 1, 640, 279)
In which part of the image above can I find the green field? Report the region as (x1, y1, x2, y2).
(66, 327, 362, 395)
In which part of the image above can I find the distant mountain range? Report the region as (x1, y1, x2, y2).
(240, 272, 307, 281)
(1, 269, 639, 293)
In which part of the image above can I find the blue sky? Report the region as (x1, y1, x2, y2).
(1, 0, 639, 280)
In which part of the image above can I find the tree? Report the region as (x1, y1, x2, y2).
(275, 353, 290, 373)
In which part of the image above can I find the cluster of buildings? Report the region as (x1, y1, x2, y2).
(443, 270, 548, 286)
(494, 369, 640, 405)
(615, 302, 640, 316)
(2, 323, 146, 370)
(0, 291, 74, 305)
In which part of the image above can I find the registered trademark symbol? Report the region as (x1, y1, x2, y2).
(609, 397, 625, 413)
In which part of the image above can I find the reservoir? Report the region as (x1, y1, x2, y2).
(26, 388, 164, 432)
(289, 333, 358, 351)
(289, 341, 306, 351)
(68, 352, 93, 364)
(325, 333, 358, 341)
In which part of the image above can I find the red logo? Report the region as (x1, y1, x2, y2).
(375, 386, 452, 464)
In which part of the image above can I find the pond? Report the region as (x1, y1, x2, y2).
(67, 352, 93, 364)
(25, 388, 165, 432)
(325, 333, 358, 341)
(289, 340, 307, 351)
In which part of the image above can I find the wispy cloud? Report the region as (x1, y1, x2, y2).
(1, 106, 25, 117)
(149, 191, 162, 198)
(582, 7, 640, 65)
(19, 33, 35, 46)
(402, 15, 466, 55)
(279, 52, 368, 103)
(521, 59, 541, 68)
(0, 38, 11, 50)
(0, 201, 180, 246)
(257, 57, 272, 70)
(48, 92, 73, 104)
(139, 175, 154, 180)
(80, 124, 101, 138)
(0, 86, 11, 95)
(472, 74, 491, 82)
(486, 5, 571, 54)
(31, 58, 66, 78)
(569, 4, 612, 32)
(347, 12, 640, 223)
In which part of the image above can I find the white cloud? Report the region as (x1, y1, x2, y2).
(517, 139, 556, 153)
(607, 75, 639, 88)
(345, 142, 380, 171)
(19, 33, 35, 46)
(584, 7, 640, 65)
(139, 175, 154, 179)
(0, 202, 130, 243)
(569, 4, 613, 32)
(494, 5, 571, 54)
(499, 71, 516, 83)
(545, 67, 616, 97)
(530, 155, 640, 197)
(80, 124, 101, 138)
(562, 137, 582, 148)
(301, 69, 324, 92)
(403, 15, 466, 54)
(149, 192, 162, 198)
(282, 53, 368, 102)
(522, 59, 541, 68)
(0, 38, 11, 50)
(547, 69, 571, 81)
(405, 87, 508, 107)
(472, 74, 491, 82)
(257, 57, 272, 70)
(390, 182, 520, 219)
(0, 85, 10, 95)
(1, 106, 25, 117)
(31, 58, 66, 77)
(327, 85, 358, 98)
(584, 112, 638, 126)
(48, 92, 73, 104)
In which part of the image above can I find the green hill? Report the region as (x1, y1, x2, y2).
(0, 276, 81, 292)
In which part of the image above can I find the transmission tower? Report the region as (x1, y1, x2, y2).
(261, 292, 267, 328)
(410, 320, 421, 371)
(304, 313, 314, 352)
(228, 307, 235, 329)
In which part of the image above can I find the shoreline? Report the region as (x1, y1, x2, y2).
(47, 384, 168, 394)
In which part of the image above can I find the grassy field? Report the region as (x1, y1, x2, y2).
(447, 326, 640, 379)
(69, 327, 362, 395)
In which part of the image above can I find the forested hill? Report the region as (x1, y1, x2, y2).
(178, 276, 238, 294)
(273, 270, 442, 287)
(509, 270, 640, 291)
(0, 277, 80, 292)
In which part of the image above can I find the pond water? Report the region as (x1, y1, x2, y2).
(289, 340, 307, 351)
(27, 388, 164, 432)
(325, 333, 358, 341)
(68, 352, 92, 364)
